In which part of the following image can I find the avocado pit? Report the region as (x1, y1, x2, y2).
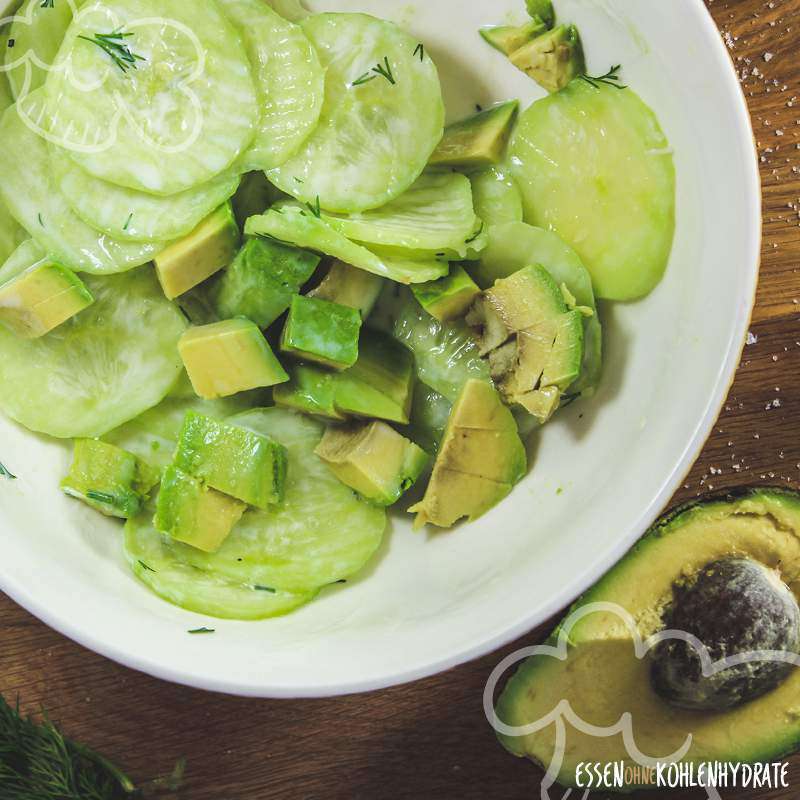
(650, 557, 800, 712)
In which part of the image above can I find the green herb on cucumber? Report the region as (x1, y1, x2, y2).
(40, 0, 55, 8)
(188, 627, 215, 634)
(0, 461, 17, 480)
(580, 63, 627, 90)
(413, 42, 424, 61)
(77, 30, 145, 74)
(351, 56, 396, 87)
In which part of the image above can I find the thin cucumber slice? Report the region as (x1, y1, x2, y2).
(125, 514, 314, 620)
(265, 0, 308, 22)
(509, 81, 675, 301)
(473, 221, 602, 395)
(3, 0, 74, 99)
(268, 13, 445, 213)
(104, 391, 265, 469)
(0, 98, 162, 273)
(173, 408, 387, 593)
(0, 238, 46, 285)
(246, 207, 448, 284)
(322, 173, 481, 259)
(51, 151, 241, 243)
(0, 202, 26, 267)
(470, 168, 523, 227)
(404, 383, 452, 454)
(0, 266, 187, 438)
(0, 39, 13, 112)
(376, 285, 491, 403)
(217, 0, 323, 172)
(46, 0, 258, 196)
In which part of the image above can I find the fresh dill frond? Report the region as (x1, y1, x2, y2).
(580, 64, 627, 90)
(86, 490, 117, 505)
(123, 212, 133, 231)
(78, 30, 145, 74)
(188, 627, 215, 634)
(351, 71, 377, 87)
(254, 585, 276, 593)
(413, 43, 424, 61)
(137, 559, 155, 572)
(0, 461, 17, 480)
(465, 221, 485, 244)
(351, 56, 396, 87)
(40, 0, 55, 8)
(305, 196, 321, 218)
(37, 212, 44, 227)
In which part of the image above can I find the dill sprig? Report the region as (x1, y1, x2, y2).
(351, 56, 396, 87)
(465, 221, 485, 244)
(40, 0, 55, 8)
(86, 490, 117, 505)
(0, 461, 17, 480)
(188, 627, 215, 635)
(413, 43, 424, 61)
(580, 64, 627, 90)
(78, 30, 145, 74)
(305, 196, 321, 218)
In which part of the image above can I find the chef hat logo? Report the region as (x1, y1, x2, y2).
(2, 0, 206, 155)
(484, 601, 800, 800)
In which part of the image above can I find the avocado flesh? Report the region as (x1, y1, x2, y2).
(309, 260, 384, 320)
(315, 420, 430, 506)
(155, 203, 241, 300)
(411, 265, 480, 323)
(495, 489, 800, 785)
(429, 101, 519, 169)
(480, 20, 548, 56)
(212, 237, 320, 329)
(409, 379, 526, 529)
(510, 24, 585, 94)
(173, 412, 287, 509)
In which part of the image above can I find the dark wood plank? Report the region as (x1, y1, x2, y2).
(2, 1, 800, 798)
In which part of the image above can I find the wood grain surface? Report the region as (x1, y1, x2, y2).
(2, 1, 799, 798)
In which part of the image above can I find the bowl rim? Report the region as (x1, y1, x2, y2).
(0, 0, 762, 698)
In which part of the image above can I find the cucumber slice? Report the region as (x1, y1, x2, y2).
(509, 81, 675, 300)
(3, 0, 74, 99)
(0, 266, 187, 438)
(246, 207, 448, 284)
(0, 202, 26, 267)
(217, 0, 324, 172)
(173, 408, 387, 593)
(404, 383, 452, 454)
(51, 152, 240, 243)
(0, 39, 13, 112)
(265, 0, 308, 22)
(473, 221, 602, 395)
(378, 286, 490, 403)
(125, 514, 314, 620)
(0, 238, 46, 285)
(0, 98, 162, 273)
(104, 391, 265, 469)
(322, 173, 481, 259)
(45, 0, 258, 196)
(470, 167, 523, 227)
(268, 13, 445, 213)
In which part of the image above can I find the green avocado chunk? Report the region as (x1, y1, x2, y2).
(211, 237, 320, 329)
(466, 265, 584, 423)
(495, 489, 800, 788)
(173, 411, 288, 509)
(315, 420, 430, 506)
(274, 330, 415, 424)
(480, 19, 548, 56)
(429, 101, 519, 170)
(509, 24, 585, 94)
(154, 466, 247, 553)
(155, 203, 240, 299)
(280, 294, 362, 370)
(308, 260, 384, 320)
(409, 379, 526, 528)
(61, 439, 158, 519)
(0, 261, 93, 339)
(411, 265, 480, 322)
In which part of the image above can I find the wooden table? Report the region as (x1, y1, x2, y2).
(1, 1, 798, 798)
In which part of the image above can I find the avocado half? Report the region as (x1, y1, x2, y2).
(495, 488, 800, 789)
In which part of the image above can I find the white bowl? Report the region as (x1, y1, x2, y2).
(0, 0, 760, 697)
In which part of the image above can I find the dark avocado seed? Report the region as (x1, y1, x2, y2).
(650, 557, 800, 712)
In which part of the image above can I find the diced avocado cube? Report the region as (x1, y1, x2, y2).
(274, 331, 415, 425)
(334, 331, 415, 424)
(179, 318, 289, 399)
(155, 203, 240, 299)
(526, 0, 555, 27)
(280, 295, 362, 370)
(173, 412, 287, 509)
(509, 24, 585, 94)
(154, 466, 246, 553)
(315, 420, 430, 506)
(212, 238, 320, 329)
(411, 265, 480, 322)
(273, 365, 346, 420)
(308, 260, 384, 320)
(429, 101, 519, 169)
(0, 261, 93, 338)
(480, 19, 548, 56)
(61, 439, 156, 518)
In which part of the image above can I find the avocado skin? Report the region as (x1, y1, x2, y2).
(495, 488, 800, 785)
(651, 558, 800, 711)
